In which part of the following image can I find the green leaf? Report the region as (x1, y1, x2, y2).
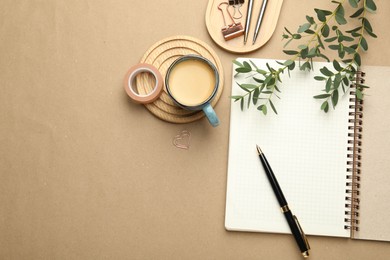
(329, 44, 339, 50)
(262, 105, 267, 115)
(305, 29, 315, 35)
(306, 15, 315, 24)
(324, 36, 338, 43)
(348, 0, 358, 8)
(266, 63, 274, 72)
(350, 7, 364, 18)
(338, 44, 345, 59)
(332, 89, 339, 108)
(283, 50, 299, 55)
(321, 24, 330, 37)
(365, 28, 378, 38)
(249, 60, 259, 70)
(230, 95, 243, 100)
(269, 100, 278, 115)
(326, 77, 332, 92)
(341, 35, 354, 42)
(314, 76, 327, 81)
(232, 60, 243, 67)
(300, 61, 311, 71)
(365, 0, 377, 13)
(240, 98, 244, 110)
(247, 92, 252, 108)
(284, 27, 293, 35)
(334, 74, 342, 89)
(342, 76, 349, 86)
(344, 46, 356, 54)
(300, 47, 309, 59)
(298, 23, 311, 33)
(346, 27, 362, 33)
(256, 69, 267, 75)
(253, 88, 260, 105)
(264, 75, 273, 85)
(266, 77, 276, 87)
(320, 67, 334, 76)
(236, 67, 252, 73)
(335, 5, 347, 25)
(284, 60, 294, 66)
(238, 83, 250, 92)
(362, 18, 377, 38)
(257, 104, 267, 115)
(276, 61, 285, 66)
(241, 84, 258, 89)
(292, 34, 302, 39)
(354, 53, 361, 66)
(253, 77, 264, 83)
(288, 61, 296, 70)
(362, 18, 373, 34)
(315, 9, 327, 22)
(321, 101, 329, 112)
(360, 37, 368, 51)
(324, 104, 329, 112)
(243, 61, 252, 69)
(333, 60, 342, 71)
(314, 94, 331, 99)
(350, 44, 358, 50)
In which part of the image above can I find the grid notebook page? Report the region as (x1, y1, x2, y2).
(225, 58, 351, 237)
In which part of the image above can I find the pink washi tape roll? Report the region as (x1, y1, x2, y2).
(124, 63, 163, 104)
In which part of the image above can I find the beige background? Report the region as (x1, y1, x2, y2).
(1, 0, 389, 259)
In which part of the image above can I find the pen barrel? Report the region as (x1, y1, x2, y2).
(254, 0, 268, 34)
(284, 210, 310, 255)
(244, 0, 254, 42)
(259, 154, 288, 206)
(245, 0, 254, 27)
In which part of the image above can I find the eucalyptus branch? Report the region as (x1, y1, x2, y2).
(232, 0, 377, 115)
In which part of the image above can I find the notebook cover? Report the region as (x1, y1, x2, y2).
(353, 65, 390, 242)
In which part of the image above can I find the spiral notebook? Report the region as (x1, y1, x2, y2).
(225, 58, 390, 242)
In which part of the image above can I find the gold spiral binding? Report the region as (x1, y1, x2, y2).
(344, 70, 365, 237)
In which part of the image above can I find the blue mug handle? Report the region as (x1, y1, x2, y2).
(202, 103, 220, 127)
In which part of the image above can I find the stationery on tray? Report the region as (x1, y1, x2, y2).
(225, 58, 390, 242)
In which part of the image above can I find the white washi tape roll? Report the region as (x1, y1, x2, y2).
(124, 63, 163, 104)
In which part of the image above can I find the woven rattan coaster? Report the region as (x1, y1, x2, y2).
(136, 35, 224, 124)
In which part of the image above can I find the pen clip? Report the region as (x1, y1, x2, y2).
(293, 215, 311, 251)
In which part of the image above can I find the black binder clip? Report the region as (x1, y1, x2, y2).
(228, 0, 245, 19)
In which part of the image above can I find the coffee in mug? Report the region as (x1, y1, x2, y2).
(165, 55, 220, 127)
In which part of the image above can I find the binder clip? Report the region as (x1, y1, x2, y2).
(228, 0, 245, 19)
(218, 2, 244, 41)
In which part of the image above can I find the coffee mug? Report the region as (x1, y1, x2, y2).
(165, 55, 220, 127)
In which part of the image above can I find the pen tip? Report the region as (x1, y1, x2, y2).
(256, 145, 262, 155)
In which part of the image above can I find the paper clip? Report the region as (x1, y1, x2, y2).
(218, 2, 244, 41)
